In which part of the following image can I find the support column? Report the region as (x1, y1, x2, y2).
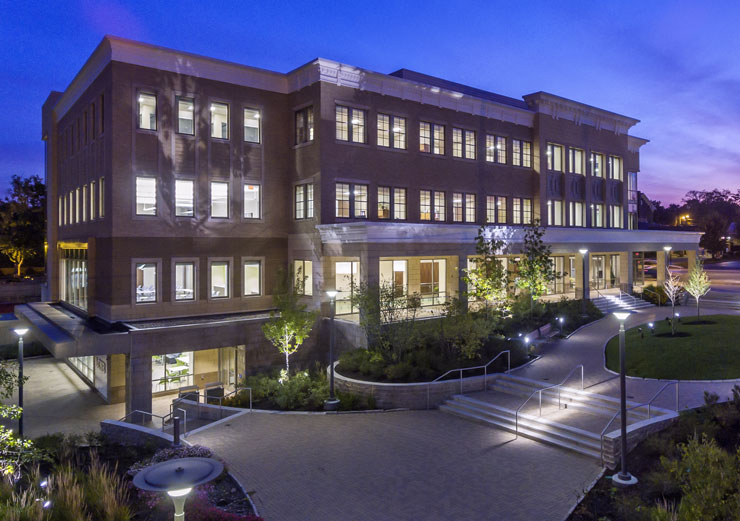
(574, 251, 590, 300)
(125, 352, 152, 424)
(687, 249, 698, 273)
(656, 250, 667, 286)
(619, 251, 633, 294)
(360, 251, 380, 288)
(457, 253, 468, 310)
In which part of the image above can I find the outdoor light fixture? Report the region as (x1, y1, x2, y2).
(612, 310, 638, 487)
(133, 457, 223, 521)
(12, 328, 28, 438)
(324, 290, 340, 411)
(663, 246, 672, 252)
(558, 316, 564, 335)
(578, 249, 588, 315)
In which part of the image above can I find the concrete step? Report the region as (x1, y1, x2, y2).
(591, 296, 654, 314)
(440, 395, 602, 459)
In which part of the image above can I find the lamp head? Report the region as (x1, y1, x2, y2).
(12, 328, 28, 337)
(663, 246, 672, 252)
(167, 488, 192, 498)
(578, 248, 588, 255)
(325, 290, 338, 299)
(613, 310, 635, 322)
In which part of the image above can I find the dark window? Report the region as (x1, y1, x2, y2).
(295, 106, 314, 144)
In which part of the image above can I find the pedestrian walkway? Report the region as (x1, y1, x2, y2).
(513, 304, 740, 412)
(189, 410, 602, 521)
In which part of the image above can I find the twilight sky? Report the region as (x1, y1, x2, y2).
(1, 0, 738, 204)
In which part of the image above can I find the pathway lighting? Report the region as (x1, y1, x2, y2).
(648, 322, 655, 335)
(579, 249, 588, 315)
(12, 327, 28, 438)
(133, 457, 224, 521)
(612, 310, 638, 487)
(324, 290, 340, 411)
(558, 316, 564, 335)
(675, 312, 681, 323)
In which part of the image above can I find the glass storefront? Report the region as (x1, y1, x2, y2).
(335, 261, 360, 315)
(69, 356, 94, 382)
(152, 352, 194, 393)
(419, 259, 446, 306)
(379, 259, 408, 297)
(60, 247, 88, 310)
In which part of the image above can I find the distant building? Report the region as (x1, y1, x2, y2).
(21, 36, 701, 419)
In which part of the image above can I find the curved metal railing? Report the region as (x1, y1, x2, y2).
(599, 381, 679, 465)
(426, 350, 510, 409)
(514, 364, 584, 439)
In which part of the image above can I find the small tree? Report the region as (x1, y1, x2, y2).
(0, 245, 34, 277)
(684, 259, 711, 320)
(0, 359, 35, 481)
(464, 226, 509, 315)
(515, 220, 556, 314)
(261, 268, 317, 378)
(664, 269, 684, 335)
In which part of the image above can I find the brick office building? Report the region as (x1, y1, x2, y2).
(21, 36, 700, 418)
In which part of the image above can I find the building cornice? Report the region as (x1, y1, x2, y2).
(627, 135, 650, 153)
(523, 92, 640, 135)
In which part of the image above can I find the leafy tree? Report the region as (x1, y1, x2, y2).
(684, 259, 711, 319)
(438, 298, 495, 360)
(0, 359, 36, 481)
(350, 281, 421, 362)
(700, 216, 728, 258)
(0, 175, 46, 276)
(261, 268, 317, 378)
(464, 226, 510, 314)
(664, 269, 684, 335)
(515, 220, 556, 314)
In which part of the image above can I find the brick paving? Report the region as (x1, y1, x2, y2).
(189, 410, 601, 521)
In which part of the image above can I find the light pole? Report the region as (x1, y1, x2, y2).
(579, 249, 589, 315)
(663, 245, 672, 281)
(324, 290, 340, 411)
(612, 310, 637, 486)
(133, 457, 223, 521)
(12, 328, 28, 438)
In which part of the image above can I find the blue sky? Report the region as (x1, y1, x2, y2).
(1, 0, 738, 204)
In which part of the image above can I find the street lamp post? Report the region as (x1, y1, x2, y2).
(612, 310, 637, 486)
(324, 290, 340, 411)
(579, 249, 589, 315)
(663, 245, 672, 281)
(133, 457, 224, 521)
(12, 328, 28, 438)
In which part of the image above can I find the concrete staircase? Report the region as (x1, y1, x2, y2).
(591, 293, 654, 314)
(439, 373, 673, 462)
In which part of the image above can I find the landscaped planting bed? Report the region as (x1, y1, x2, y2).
(605, 314, 740, 380)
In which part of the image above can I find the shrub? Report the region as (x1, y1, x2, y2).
(640, 284, 669, 306)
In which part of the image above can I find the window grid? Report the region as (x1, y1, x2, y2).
(293, 260, 313, 296)
(336, 106, 366, 143)
(419, 122, 445, 154)
(393, 188, 406, 220)
(434, 191, 446, 221)
(295, 107, 314, 144)
(497, 196, 507, 223)
(591, 153, 604, 178)
(177, 97, 194, 135)
(513, 198, 522, 224)
(465, 194, 476, 223)
(295, 185, 305, 219)
(137, 92, 157, 131)
(547, 143, 564, 172)
(569, 148, 584, 175)
(522, 198, 533, 224)
(420, 190, 431, 221)
(210, 102, 229, 139)
(354, 184, 368, 218)
(453, 192, 463, 222)
(609, 156, 623, 181)
(378, 186, 391, 219)
(90, 180, 96, 220)
(244, 108, 260, 143)
(243, 184, 260, 219)
(336, 183, 350, 218)
(486, 196, 496, 223)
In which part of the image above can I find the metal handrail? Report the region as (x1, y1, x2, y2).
(119, 410, 168, 429)
(515, 365, 584, 438)
(618, 290, 638, 307)
(208, 386, 253, 418)
(166, 404, 188, 436)
(598, 381, 678, 465)
(593, 288, 609, 312)
(426, 350, 510, 409)
(641, 288, 662, 307)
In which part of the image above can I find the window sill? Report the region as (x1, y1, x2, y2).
(334, 139, 370, 148)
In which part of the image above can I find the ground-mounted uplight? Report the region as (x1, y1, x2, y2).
(675, 312, 681, 323)
(133, 457, 224, 521)
(612, 310, 638, 487)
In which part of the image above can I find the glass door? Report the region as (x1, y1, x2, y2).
(591, 255, 606, 290)
(419, 259, 446, 306)
(335, 261, 360, 315)
(609, 254, 620, 288)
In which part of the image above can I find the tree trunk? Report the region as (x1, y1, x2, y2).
(15, 260, 22, 278)
(285, 352, 290, 376)
(671, 302, 676, 335)
(696, 298, 700, 320)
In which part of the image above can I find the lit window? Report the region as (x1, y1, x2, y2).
(336, 183, 350, 218)
(210, 181, 229, 218)
(293, 260, 313, 296)
(609, 156, 623, 181)
(175, 262, 195, 301)
(497, 196, 507, 223)
(569, 148, 584, 175)
(295, 184, 314, 219)
(378, 186, 390, 219)
(90, 180, 96, 220)
(591, 203, 605, 227)
(465, 194, 476, 223)
(547, 200, 563, 226)
(295, 107, 314, 144)
(434, 192, 446, 221)
(243, 261, 261, 296)
(547, 143, 564, 172)
(452, 129, 476, 159)
(307, 184, 314, 218)
(610, 205, 623, 228)
(486, 135, 506, 163)
(99, 177, 105, 218)
(81, 184, 87, 222)
(137, 92, 157, 131)
(175, 179, 194, 217)
(420, 190, 431, 221)
(135, 177, 156, 216)
(513, 198, 522, 224)
(523, 198, 533, 224)
(177, 97, 194, 135)
(135, 263, 157, 303)
(569, 201, 585, 227)
(591, 152, 604, 178)
(210, 102, 229, 139)
(393, 188, 406, 220)
(420, 122, 445, 155)
(453, 192, 463, 222)
(377, 114, 407, 149)
(244, 108, 260, 143)
(336, 106, 366, 143)
(354, 185, 368, 218)
(513, 139, 532, 167)
(210, 261, 229, 298)
(243, 184, 260, 219)
(75, 187, 80, 223)
(486, 196, 495, 223)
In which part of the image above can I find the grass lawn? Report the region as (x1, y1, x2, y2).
(605, 314, 740, 380)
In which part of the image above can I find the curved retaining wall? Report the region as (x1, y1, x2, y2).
(334, 369, 495, 410)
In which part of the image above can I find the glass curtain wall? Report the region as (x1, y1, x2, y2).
(335, 261, 360, 315)
(152, 352, 194, 393)
(419, 259, 446, 306)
